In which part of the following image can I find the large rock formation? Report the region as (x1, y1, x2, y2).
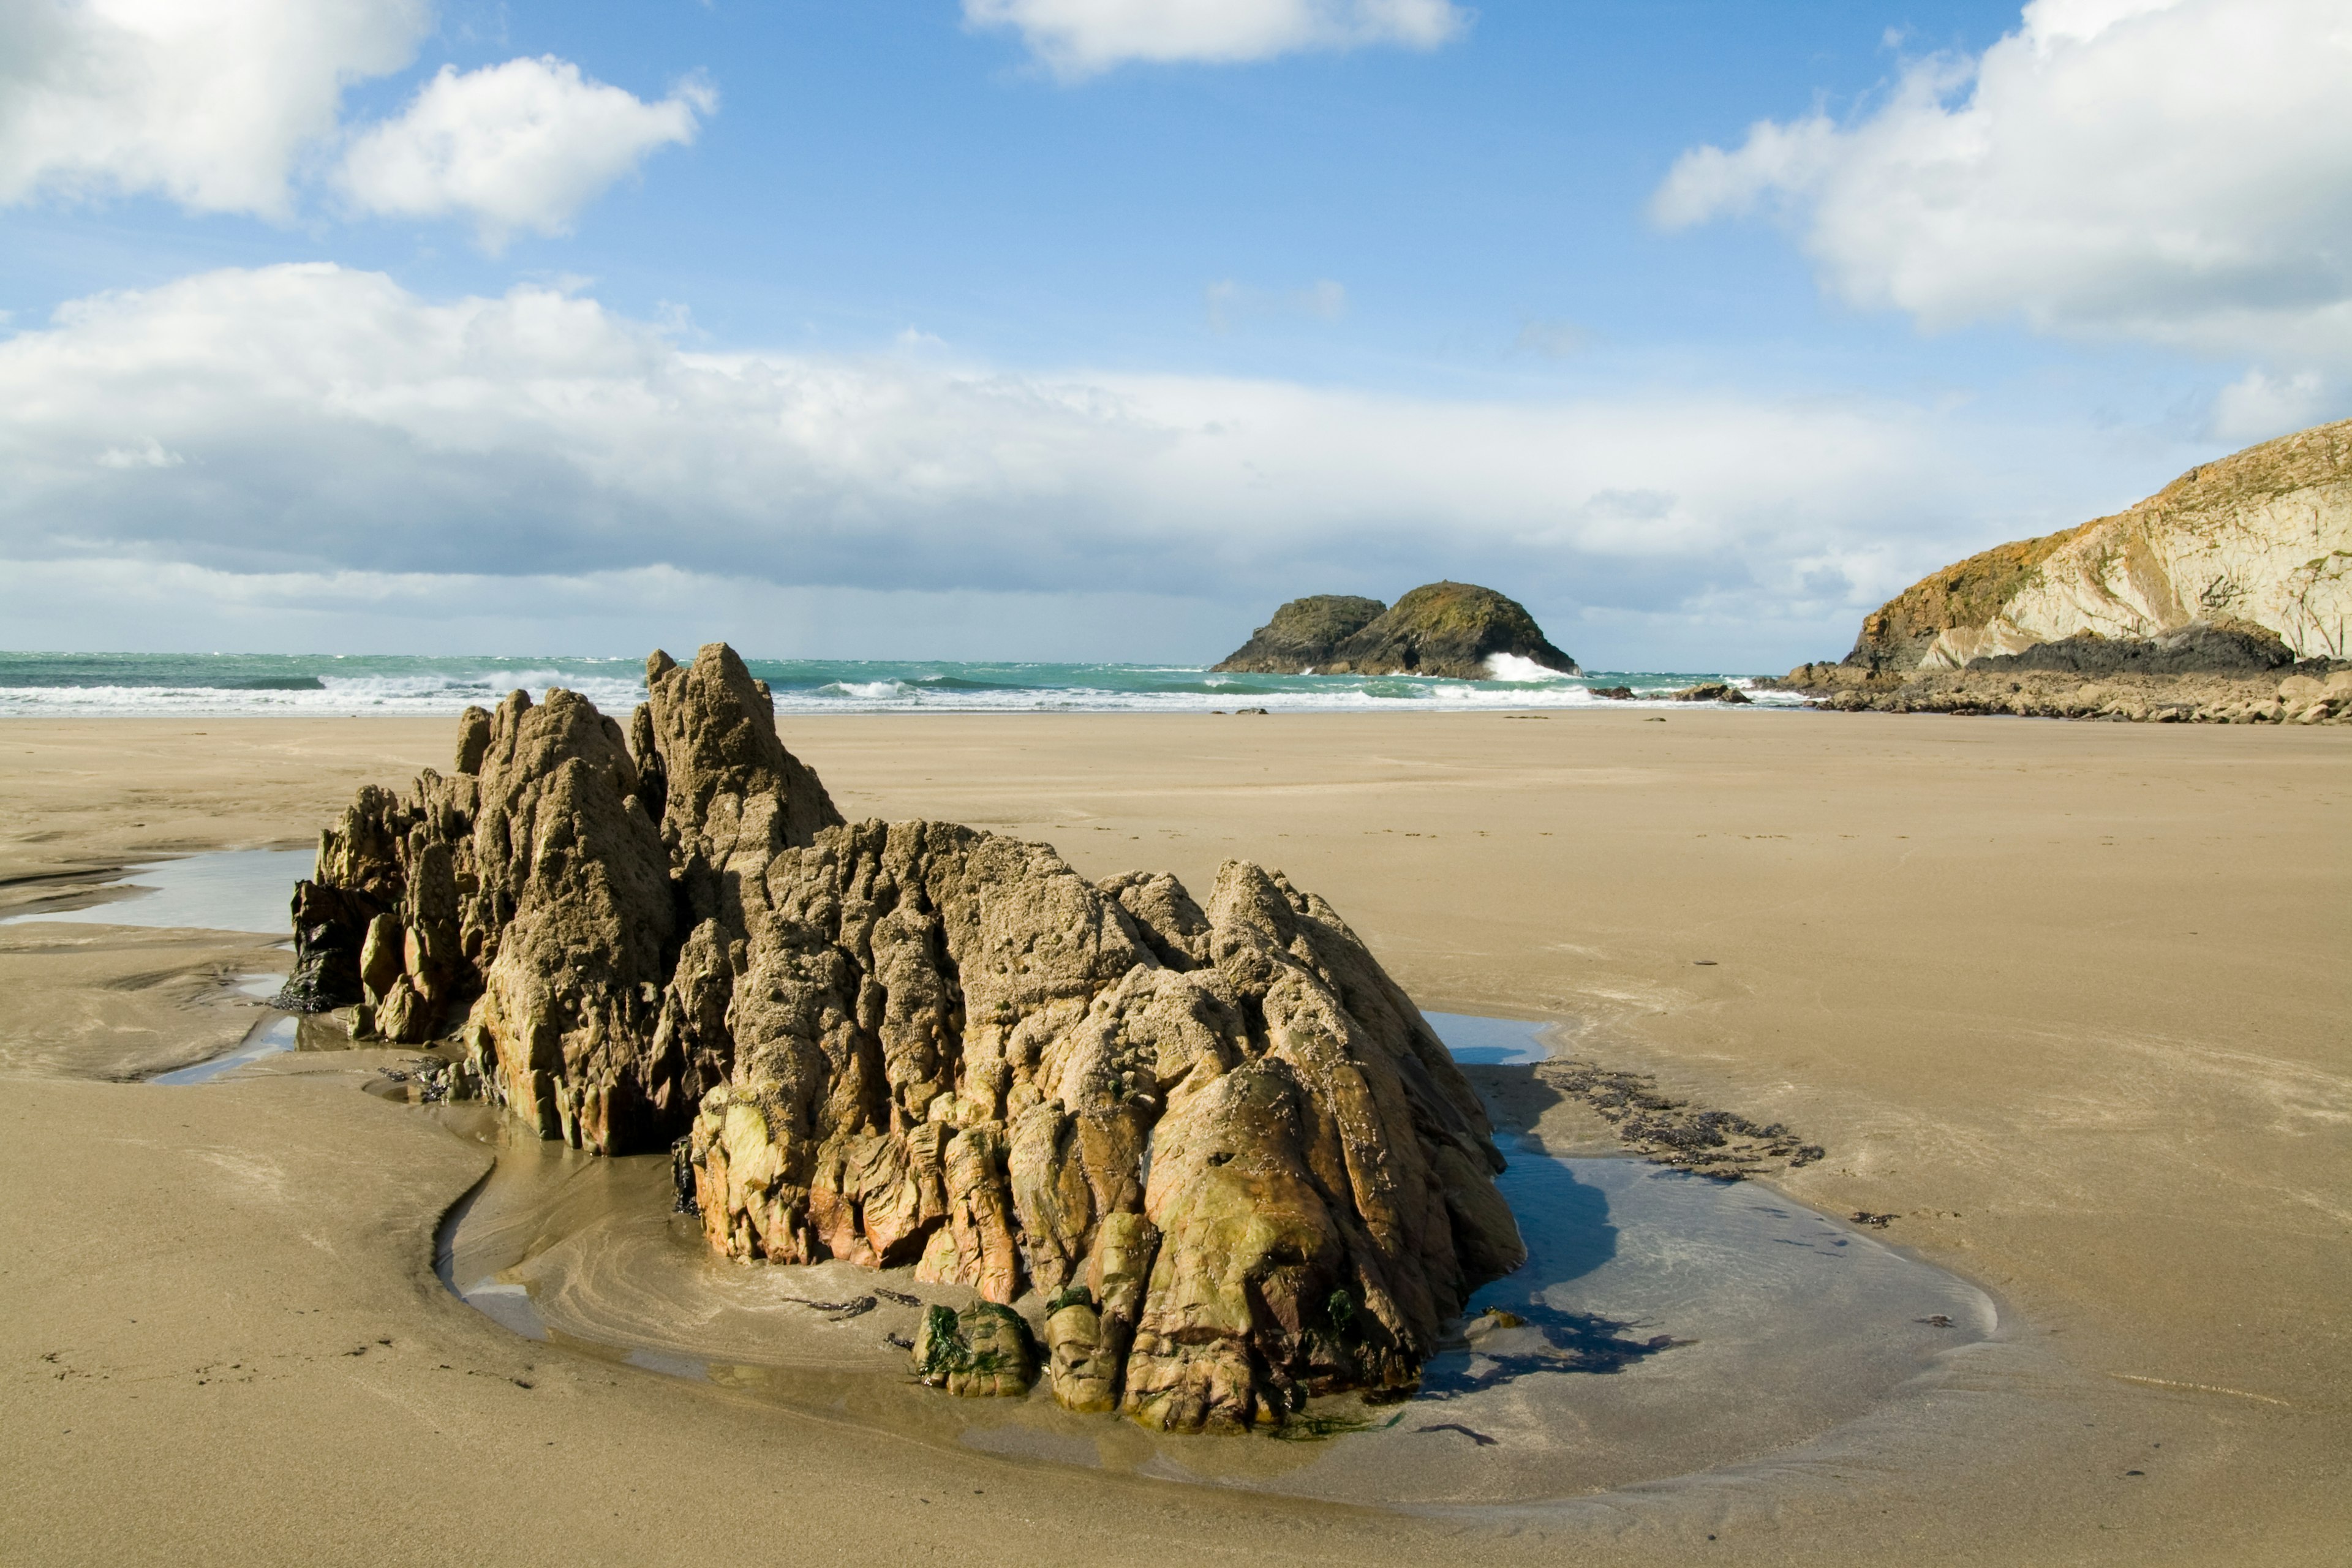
(1843, 419, 2351, 674)
(1210, 595, 1388, 674)
(1214, 582, 1577, 679)
(1762, 419, 2352, 723)
(283, 643, 1526, 1429)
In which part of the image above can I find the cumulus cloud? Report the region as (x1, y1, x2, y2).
(963, 0, 1468, 77)
(337, 57, 713, 249)
(0, 1, 706, 242)
(1652, 0, 2352, 368)
(0, 0, 428, 217)
(2209, 368, 2335, 445)
(0, 263, 2175, 664)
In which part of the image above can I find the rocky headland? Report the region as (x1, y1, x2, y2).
(279, 643, 1527, 1430)
(1764, 418, 2352, 722)
(1214, 581, 1578, 679)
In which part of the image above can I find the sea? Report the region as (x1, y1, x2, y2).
(0, 652, 1798, 718)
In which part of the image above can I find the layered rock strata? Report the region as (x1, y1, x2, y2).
(1765, 419, 2352, 721)
(282, 642, 1526, 1430)
(1834, 418, 2351, 676)
(1215, 581, 1577, 678)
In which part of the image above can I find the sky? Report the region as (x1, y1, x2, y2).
(1, 0, 2347, 670)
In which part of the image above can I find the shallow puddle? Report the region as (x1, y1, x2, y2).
(431, 1014, 1996, 1506)
(153, 1009, 300, 1085)
(2, 848, 311, 934)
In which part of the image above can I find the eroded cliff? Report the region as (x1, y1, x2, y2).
(1845, 418, 2351, 673)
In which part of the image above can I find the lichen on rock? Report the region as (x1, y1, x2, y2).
(282, 641, 1526, 1430)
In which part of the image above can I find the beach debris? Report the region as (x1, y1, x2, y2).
(1916, 1314, 1954, 1328)
(1852, 1212, 1897, 1228)
(1415, 1422, 1498, 1446)
(282, 640, 1526, 1433)
(872, 1287, 922, 1307)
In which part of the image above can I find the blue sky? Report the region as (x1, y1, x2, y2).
(2, 1, 2345, 668)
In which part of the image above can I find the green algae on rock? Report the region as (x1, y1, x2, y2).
(912, 1302, 1036, 1398)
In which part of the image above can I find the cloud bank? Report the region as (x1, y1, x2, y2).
(0, 0, 706, 244)
(0, 262, 2166, 665)
(963, 0, 1468, 77)
(1653, 0, 2352, 385)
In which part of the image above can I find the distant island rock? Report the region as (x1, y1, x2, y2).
(1768, 419, 2351, 724)
(1214, 581, 1578, 679)
(279, 644, 1526, 1430)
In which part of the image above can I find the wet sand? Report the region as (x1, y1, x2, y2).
(1, 711, 2346, 1565)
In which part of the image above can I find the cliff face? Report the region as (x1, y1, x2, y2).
(1215, 581, 1577, 679)
(283, 643, 1526, 1430)
(1847, 418, 2351, 672)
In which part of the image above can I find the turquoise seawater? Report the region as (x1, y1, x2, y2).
(0, 651, 1792, 717)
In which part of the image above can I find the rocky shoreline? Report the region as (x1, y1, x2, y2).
(1762, 662, 2352, 723)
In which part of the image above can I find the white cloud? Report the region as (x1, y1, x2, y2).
(0, 2, 706, 241)
(1653, 0, 2352, 367)
(0, 0, 428, 217)
(0, 263, 2186, 665)
(963, 0, 1468, 77)
(2209, 369, 2336, 445)
(337, 56, 713, 249)
(96, 437, 184, 469)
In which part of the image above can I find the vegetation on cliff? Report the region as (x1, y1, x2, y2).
(1839, 418, 2350, 675)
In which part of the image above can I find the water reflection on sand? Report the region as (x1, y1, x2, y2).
(429, 1013, 1996, 1507)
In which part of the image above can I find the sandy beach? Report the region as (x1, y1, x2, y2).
(2, 709, 2345, 1566)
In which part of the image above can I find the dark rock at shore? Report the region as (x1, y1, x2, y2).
(1668, 683, 1751, 704)
(282, 642, 1526, 1430)
(1965, 621, 2295, 676)
(1215, 582, 1577, 679)
(1210, 594, 1387, 674)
